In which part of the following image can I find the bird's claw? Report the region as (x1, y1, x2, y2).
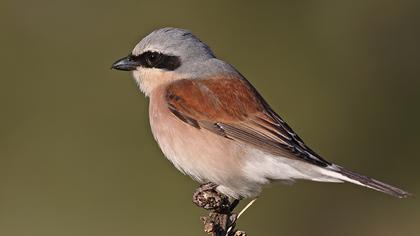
(193, 182, 231, 212)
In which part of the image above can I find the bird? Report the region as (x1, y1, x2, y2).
(111, 27, 410, 204)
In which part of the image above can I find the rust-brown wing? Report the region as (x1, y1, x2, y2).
(165, 75, 330, 167)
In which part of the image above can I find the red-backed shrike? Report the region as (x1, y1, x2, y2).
(112, 27, 409, 200)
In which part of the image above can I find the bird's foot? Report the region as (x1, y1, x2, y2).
(193, 183, 246, 236)
(192, 182, 231, 213)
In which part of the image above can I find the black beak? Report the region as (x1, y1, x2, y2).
(111, 55, 140, 71)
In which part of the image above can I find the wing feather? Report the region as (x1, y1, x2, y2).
(165, 75, 330, 167)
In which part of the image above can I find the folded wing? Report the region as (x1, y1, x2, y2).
(165, 74, 331, 167)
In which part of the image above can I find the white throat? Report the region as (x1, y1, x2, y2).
(132, 68, 184, 96)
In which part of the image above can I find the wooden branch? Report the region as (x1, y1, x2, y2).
(192, 183, 247, 236)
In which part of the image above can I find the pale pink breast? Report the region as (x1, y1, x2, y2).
(148, 85, 248, 190)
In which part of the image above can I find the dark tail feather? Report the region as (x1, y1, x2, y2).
(330, 165, 411, 198)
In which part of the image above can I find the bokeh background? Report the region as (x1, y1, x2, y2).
(1, 1, 420, 236)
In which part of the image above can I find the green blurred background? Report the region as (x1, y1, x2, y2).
(1, 0, 419, 235)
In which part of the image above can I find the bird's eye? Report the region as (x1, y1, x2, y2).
(145, 52, 162, 67)
(137, 51, 181, 71)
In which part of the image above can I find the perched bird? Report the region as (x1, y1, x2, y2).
(112, 27, 409, 201)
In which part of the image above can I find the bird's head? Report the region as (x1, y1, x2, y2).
(112, 27, 218, 95)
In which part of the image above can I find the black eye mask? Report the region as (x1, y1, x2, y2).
(112, 51, 181, 71)
(131, 51, 181, 71)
